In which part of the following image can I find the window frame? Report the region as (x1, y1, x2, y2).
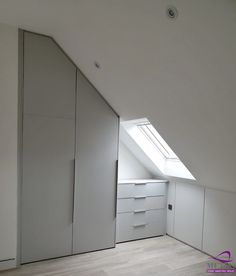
(137, 122, 178, 160)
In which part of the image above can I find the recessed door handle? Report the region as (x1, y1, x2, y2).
(133, 223, 147, 228)
(134, 196, 146, 199)
(134, 210, 146, 213)
(72, 158, 76, 223)
(115, 160, 118, 218)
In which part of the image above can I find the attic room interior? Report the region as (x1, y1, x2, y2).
(0, 1, 236, 275)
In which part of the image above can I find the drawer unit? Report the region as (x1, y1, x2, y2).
(116, 209, 166, 243)
(117, 182, 166, 199)
(116, 179, 167, 243)
(117, 196, 166, 213)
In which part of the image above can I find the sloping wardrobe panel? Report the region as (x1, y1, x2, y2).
(23, 33, 76, 118)
(73, 72, 119, 253)
(21, 31, 119, 263)
(21, 32, 76, 263)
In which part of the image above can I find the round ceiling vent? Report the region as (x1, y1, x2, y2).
(166, 6, 178, 20)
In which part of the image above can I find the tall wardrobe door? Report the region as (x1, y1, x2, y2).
(73, 72, 119, 253)
(21, 32, 76, 263)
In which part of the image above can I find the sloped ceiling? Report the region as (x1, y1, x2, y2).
(0, 0, 236, 192)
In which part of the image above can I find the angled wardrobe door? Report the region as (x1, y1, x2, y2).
(73, 71, 119, 253)
(21, 32, 76, 263)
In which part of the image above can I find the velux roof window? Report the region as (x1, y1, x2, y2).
(121, 118, 195, 180)
(137, 122, 178, 160)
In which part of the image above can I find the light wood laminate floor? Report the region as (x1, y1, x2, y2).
(1, 236, 234, 276)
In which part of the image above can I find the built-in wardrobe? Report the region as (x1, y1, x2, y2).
(20, 31, 119, 263)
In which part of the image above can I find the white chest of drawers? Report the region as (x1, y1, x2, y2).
(116, 179, 168, 243)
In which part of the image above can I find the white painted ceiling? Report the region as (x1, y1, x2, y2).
(0, 0, 236, 191)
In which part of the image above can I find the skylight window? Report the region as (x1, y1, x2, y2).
(121, 118, 195, 180)
(137, 122, 178, 160)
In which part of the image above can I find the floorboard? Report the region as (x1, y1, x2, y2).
(0, 236, 234, 276)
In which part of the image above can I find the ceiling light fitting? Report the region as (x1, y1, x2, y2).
(166, 6, 178, 20)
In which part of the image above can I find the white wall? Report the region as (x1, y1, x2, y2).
(203, 189, 236, 267)
(167, 181, 236, 266)
(118, 142, 153, 180)
(166, 182, 175, 236)
(174, 182, 204, 249)
(0, 1, 235, 192)
(0, 23, 18, 270)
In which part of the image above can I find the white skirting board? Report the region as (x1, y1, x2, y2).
(0, 259, 17, 271)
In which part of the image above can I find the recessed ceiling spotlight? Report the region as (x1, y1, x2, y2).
(166, 6, 178, 20)
(94, 61, 101, 69)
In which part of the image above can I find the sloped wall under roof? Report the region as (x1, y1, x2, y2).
(0, 0, 236, 191)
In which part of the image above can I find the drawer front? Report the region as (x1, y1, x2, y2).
(117, 183, 135, 198)
(146, 183, 166, 197)
(146, 209, 166, 237)
(117, 182, 166, 199)
(117, 196, 166, 213)
(116, 209, 166, 243)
